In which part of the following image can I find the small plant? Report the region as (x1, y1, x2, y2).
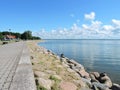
(36, 79, 47, 90)
(37, 85, 47, 90)
(51, 83, 60, 90)
(49, 75, 59, 82)
(49, 75, 61, 90)
(38, 61, 44, 65)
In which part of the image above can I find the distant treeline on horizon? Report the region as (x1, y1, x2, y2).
(0, 30, 41, 40)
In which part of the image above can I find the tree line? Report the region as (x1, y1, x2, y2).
(0, 30, 41, 40)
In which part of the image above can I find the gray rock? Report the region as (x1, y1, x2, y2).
(38, 78, 53, 90)
(92, 85, 99, 90)
(56, 55, 60, 60)
(67, 68, 76, 73)
(80, 87, 92, 90)
(69, 63, 75, 69)
(89, 73, 99, 82)
(75, 64, 84, 71)
(73, 80, 86, 87)
(100, 73, 112, 88)
(74, 73, 81, 79)
(62, 62, 69, 68)
(90, 72, 100, 79)
(64, 57, 69, 61)
(61, 58, 67, 63)
(78, 69, 90, 78)
(45, 70, 56, 75)
(111, 83, 120, 90)
(60, 81, 77, 90)
(92, 82, 110, 90)
(81, 78, 92, 88)
(34, 71, 46, 78)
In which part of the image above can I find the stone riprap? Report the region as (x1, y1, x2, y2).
(0, 42, 36, 90)
(28, 40, 120, 90)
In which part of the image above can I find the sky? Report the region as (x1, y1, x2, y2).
(0, 0, 120, 39)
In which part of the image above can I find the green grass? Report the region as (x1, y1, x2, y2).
(38, 61, 44, 65)
(49, 75, 61, 90)
(37, 85, 47, 90)
(36, 79, 47, 90)
(0, 41, 2, 45)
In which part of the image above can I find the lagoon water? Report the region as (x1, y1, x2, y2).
(39, 39, 120, 84)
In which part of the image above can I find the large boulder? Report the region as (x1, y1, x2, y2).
(89, 73, 99, 82)
(67, 60, 84, 69)
(73, 80, 87, 87)
(60, 82, 77, 90)
(89, 72, 100, 82)
(45, 70, 56, 75)
(69, 63, 75, 68)
(111, 83, 120, 90)
(78, 69, 90, 78)
(92, 82, 110, 90)
(38, 78, 53, 90)
(75, 64, 85, 70)
(67, 68, 76, 73)
(34, 71, 46, 78)
(99, 73, 112, 88)
(81, 78, 92, 88)
(80, 87, 92, 90)
(90, 72, 100, 79)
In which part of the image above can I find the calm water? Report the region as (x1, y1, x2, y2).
(39, 39, 120, 84)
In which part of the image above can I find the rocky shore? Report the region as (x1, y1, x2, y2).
(27, 40, 120, 90)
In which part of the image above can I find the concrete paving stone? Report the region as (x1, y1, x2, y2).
(2, 74, 9, 79)
(0, 77, 6, 84)
(3, 82, 10, 89)
(0, 75, 2, 78)
(2, 88, 9, 90)
(4, 71, 10, 76)
(0, 84, 3, 89)
(6, 77, 12, 82)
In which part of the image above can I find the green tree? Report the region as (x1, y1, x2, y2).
(0, 32, 4, 40)
(31, 36, 41, 40)
(21, 30, 32, 40)
(2, 31, 10, 35)
(14, 33, 21, 39)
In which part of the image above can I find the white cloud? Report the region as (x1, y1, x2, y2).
(82, 21, 102, 32)
(103, 25, 114, 31)
(33, 12, 120, 39)
(112, 19, 120, 26)
(112, 19, 120, 29)
(82, 24, 89, 30)
(85, 12, 95, 20)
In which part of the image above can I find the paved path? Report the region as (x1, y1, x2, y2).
(0, 42, 36, 90)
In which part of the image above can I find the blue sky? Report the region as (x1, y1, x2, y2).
(0, 0, 120, 39)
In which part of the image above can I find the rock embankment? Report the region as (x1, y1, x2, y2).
(27, 41, 120, 90)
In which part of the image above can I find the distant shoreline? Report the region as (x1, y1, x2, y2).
(42, 39, 120, 40)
